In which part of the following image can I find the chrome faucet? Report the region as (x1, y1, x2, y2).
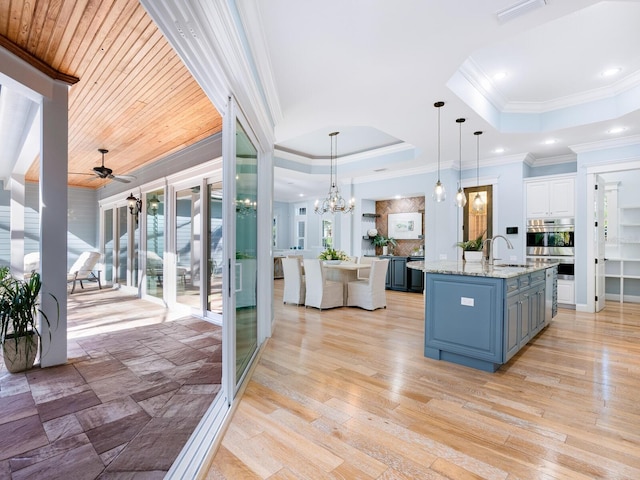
(482, 235, 514, 265)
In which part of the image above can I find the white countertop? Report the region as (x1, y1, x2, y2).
(406, 260, 557, 279)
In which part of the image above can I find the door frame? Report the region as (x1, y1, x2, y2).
(585, 159, 640, 312)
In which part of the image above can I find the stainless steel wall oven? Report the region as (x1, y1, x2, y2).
(527, 218, 574, 279)
(526, 218, 574, 257)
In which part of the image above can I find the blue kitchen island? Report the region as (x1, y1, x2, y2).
(407, 260, 557, 372)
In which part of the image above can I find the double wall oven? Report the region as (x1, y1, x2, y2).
(526, 218, 575, 279)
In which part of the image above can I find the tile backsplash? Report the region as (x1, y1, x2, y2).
(374, 196, 425, 256)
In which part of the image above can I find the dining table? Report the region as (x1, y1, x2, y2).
(323, 261, 371, 305)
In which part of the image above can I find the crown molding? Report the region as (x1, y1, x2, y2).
(234, 0, 283, 125)
(140, 0, 275, 150)
(525, 153, 576, 167)
(274, 142, 416, 167)
(570, 134, 640, 154)
(0, 35, 79, 85)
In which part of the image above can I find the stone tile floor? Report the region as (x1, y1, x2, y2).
(0, 287, 222, 479)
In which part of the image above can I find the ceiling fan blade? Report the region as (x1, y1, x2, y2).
(109, 175, 132, 184)
(69, 172, 100, 181)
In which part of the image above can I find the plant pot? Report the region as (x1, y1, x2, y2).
(463, 250, 483, 263)
(382, 246, 388, 256)
(2, 331, 38, 373)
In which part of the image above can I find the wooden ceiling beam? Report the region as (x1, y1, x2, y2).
(0, 34, 79, 85)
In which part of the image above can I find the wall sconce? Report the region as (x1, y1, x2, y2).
(126, 193, 142, 216)
(148, 194, 159, 215)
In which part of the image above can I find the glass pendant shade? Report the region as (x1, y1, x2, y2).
(433, 101, 446, 202)
(473, 130, 485, 212)
(433, 180, 446, 202)
(455, 117, 466, 208)
(472, 192, 484, 212)
(455, 187, 467, 207)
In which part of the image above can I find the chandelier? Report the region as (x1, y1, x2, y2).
(314, 131, 355, 215)
(236, 198, 257, 217)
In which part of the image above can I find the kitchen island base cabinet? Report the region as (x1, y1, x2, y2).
(424, 269, 549, 372)
(425, 275, 503, 372)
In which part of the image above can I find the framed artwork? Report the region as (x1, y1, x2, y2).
(388, 212, 422, 239)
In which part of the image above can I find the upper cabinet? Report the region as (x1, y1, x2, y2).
(526, 176, 575, 218)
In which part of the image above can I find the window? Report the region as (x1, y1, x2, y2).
(322, 219, 333, 248)
(463, 185, 493, 243)
(294, 203, 306, 250)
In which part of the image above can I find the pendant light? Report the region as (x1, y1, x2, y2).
(454, 118, 467, 208)
(314, 131, 355, 215)
(472, 131, 484, 212)
(433, 101, 446, 202)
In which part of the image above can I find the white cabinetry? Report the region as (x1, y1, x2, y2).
(557, 279, 575, 305)
(605, 206, 640, 303)
(526, 176, 575, 218)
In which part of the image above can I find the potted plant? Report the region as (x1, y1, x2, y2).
(0, 267, 58, 373)
(455, 232, 486, 262)
(318, 248, 350, 264)
(372, 235, 397, 256)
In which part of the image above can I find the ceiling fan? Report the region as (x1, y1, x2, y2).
(71, 148, 136, 183)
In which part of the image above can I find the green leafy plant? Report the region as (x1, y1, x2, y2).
(372, 235, 397, 248)
(455, 232, 486, 251)
(318, 248, 350, 261)
(0, 267, 59, 372)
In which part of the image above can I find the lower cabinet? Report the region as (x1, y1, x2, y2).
(383, 256, 423, 292)
(504, 270, 546, 362)
(389, 257, 408, 290)
(557, 278, 575, 305)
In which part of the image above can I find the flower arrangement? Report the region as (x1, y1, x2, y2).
(318, 248, 350, 261)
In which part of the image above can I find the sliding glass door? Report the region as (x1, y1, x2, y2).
(208, 183, 223, 316)
(146, 189, 165, 299)
(233, 119, 258, 387)
(175, 186, 202, 309)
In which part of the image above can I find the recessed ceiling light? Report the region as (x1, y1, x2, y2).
(395, 195, 402, 199)
(494, 147, 505, 154)
(544, 139, 557, 145)
(607, 126, 626, 134)
(299, 193, 305, 197)
(601, 67, 622, 78)
(493, 72, 508, 81)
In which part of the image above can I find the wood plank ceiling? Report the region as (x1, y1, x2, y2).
(0, 0, 222, 188)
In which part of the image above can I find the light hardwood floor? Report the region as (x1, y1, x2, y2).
(204, 280, 640, 479)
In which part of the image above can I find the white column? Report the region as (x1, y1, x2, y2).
(9, 174, 26, 277)
(39, 81, 68, 367)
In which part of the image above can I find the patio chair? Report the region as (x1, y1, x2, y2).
(68, 251, 102, 293)
(23, 252, 40, 279)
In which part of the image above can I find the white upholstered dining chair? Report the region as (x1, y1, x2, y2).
(303, 259, 343, 310)
(357, 256, 374, 280)
(347, 258, 389, 310)
(282, 257, 306, 306)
